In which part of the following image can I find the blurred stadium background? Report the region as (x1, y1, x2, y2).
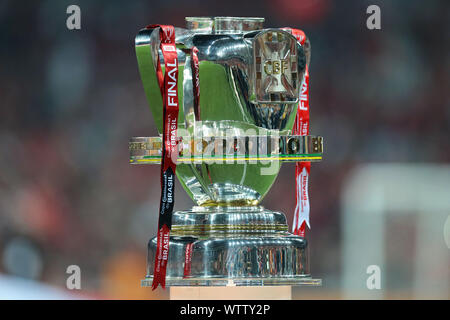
(0, 0, 448, 299)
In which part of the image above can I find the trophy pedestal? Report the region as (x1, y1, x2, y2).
(142, 206, 321, 287)
(170, 285, 292, 300)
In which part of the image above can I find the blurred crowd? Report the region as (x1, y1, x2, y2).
(0, 0, 448, 298)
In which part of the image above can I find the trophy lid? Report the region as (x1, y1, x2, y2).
(185, 16, 265, 34)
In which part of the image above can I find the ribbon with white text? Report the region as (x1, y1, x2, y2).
(284, 28, 311, 237)
(146, 24, 179, 290)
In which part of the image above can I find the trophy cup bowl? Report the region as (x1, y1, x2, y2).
(131, 17, 323, 286)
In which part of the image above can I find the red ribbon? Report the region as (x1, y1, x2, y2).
(183, 242, 194, 278)
(146, 24, 179, 290)
(284, 28, 311, 237)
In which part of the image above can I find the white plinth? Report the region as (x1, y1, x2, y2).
(170, 285, 292, 300)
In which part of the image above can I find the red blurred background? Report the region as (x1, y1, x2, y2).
(0, 0, 448, 299)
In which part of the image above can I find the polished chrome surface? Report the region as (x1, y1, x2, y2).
(144, 206, 315, 285)
(135, 20, 310, 206)
(135, 18, 323, 286)
(129, 128, 323, 206)
(182, 52, 196, 132)
(185, 17, 265, 35)
(129, 135, 323, 163)
(146, 234, 310, 280)
(195, 235, 308, 278)
(214, 17, 265, 34)
(185, 17, 214, 34)
(135, 25, 306, 133)
(129, 132, 322, 205)
(142, 277, 321, 286)
(134, 17, 323, 286)
(172, 206, 288, 236)
(179, 121, 278, 205)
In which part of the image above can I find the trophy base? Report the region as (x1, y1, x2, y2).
(141, 277, 321, 287)
(144, 206, 321, 287)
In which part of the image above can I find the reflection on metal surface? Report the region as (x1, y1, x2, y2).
(214, 17, 265, 34)
(185, 17, 265, 35)
(146, 232, 311, 281)
(134, 17, 323, 286)
(142, 277, 321, 287)
(129, 135, 323, 163)
(171, 207, 288, 236)
(143, 206, 319, 286)
(146, 235, 310, 279)
(182, 53, 196, 132)
(185, 17, 214, 34)
(136, 24, 308, 205)
(135, 23, 305, 133)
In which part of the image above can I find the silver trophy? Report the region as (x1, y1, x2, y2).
(131, 17, 323, 286)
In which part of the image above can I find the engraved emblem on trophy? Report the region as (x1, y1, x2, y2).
(130, 17, 324, 287)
